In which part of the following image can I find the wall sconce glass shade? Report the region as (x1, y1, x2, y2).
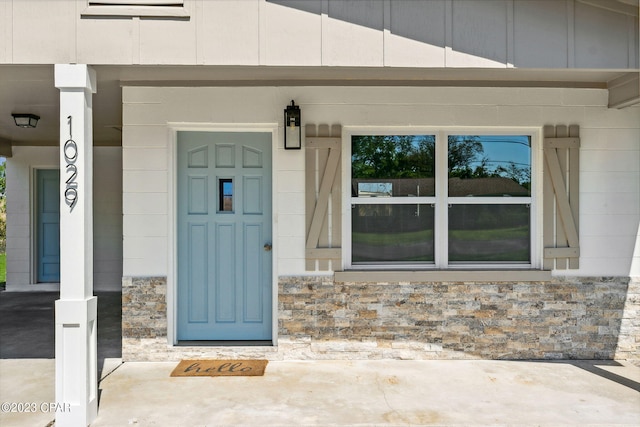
(12, 113, 40, 128)
(284, 100, 301, 150)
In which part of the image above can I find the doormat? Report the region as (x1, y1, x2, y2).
(171, 360, 268, 377)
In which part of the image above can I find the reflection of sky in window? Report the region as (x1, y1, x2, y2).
(222, 181, 233, 197)
(453, 135, 531, 168)
(358, 182, 392, 196)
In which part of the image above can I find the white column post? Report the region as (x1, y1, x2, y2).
(54, 64, 98, 427)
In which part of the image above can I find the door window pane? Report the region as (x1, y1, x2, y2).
(352, 204, 434, 264)
(448, 204, 530, 262)
(219, 178, 233, 212)
(448, 135, 531, 197)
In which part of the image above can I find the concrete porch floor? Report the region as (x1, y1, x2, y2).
(1, 358, 639, 426)
(1, 291, 639, 426)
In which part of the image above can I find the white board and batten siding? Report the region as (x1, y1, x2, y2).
(122, 86, 640, 280)
(1, 1, 637, 69)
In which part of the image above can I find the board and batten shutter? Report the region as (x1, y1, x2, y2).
(305, 124, 342, 271)
(543, 124, 580, 270)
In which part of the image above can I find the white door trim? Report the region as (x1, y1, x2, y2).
(167, 123, 280, 346)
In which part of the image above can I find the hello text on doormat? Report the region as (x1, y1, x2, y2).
(171, 360, 268, 377)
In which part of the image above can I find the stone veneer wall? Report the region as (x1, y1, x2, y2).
(122, 276, 167, 344)
(121, 275, 638, 362)
(279, 276, 638, 361)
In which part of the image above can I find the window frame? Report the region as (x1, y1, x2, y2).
(343, 127, 542, 271)
(82, 0, 189, 18)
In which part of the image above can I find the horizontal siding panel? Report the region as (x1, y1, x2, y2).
(452, 106, 498, 126)
(496, 106, 543, 125)
(123, 236, 167, 260)
(93, 238, 122, 257)
(581, 172, 639, 193)
(278, 258, 306, 276)
(124, 215, 168, 238)
(6, 274, 30, 285)
(278, 236, 306, 260)
(539, 107, 586, 125)
(6, 249, 29, 262)
(584, 107, 640, 129)
(6, 213, 30, 227)
(123, 87, 164, 104)
(123, 257, 167, 277)
(581, 214, 640, 237)
(580, 193, 639, 215)
(277, 171, 305, 193)
(123, 103, 169, 126)
(6, 226, 29, 239)
(124, 171, 168, 193)
(5, 237, 29, 250)
(123, 192, 167, 215)
(580, 150, 640, 172)
(580, 129, 640, 150)
(303, 104, 456, 126)
(277, 192, 305, 215)
(575, 257, 633, 276)
(122, 125, 168, 148)
(122, 148, 167, 171)
(561, 89, 608, 107)
(277, 214, 305, 237)
(580, 235, 637, 259)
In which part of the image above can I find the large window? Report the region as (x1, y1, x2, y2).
(349, 132, 534, 269)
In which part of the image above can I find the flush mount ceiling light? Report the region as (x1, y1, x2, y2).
(12, 113, 40, 128)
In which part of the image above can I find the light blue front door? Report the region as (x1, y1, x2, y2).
(177, 132, 272, 341)
(37, 169, 60, 283)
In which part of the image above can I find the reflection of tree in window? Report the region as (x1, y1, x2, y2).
(448, 136, 531, 197)
(352, 135, 436, 197)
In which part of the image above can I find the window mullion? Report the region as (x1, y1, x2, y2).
(435, 131, 449, 268)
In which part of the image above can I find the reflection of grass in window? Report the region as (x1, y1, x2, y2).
(352, 229, 434, 245)
(449, 249, 529, 262)
(449, 226, 528, 241)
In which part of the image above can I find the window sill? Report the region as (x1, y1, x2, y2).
(82, 6, 189, 18)
(334, 270, 552, 283)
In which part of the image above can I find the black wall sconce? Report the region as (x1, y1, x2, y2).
(12, 113, 40, 128)
(284, 100, 301, 149)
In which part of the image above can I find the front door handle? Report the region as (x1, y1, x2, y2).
(264, 243, 272, 252)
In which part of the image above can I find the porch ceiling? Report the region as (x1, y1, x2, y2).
(0, 64, 637, 154)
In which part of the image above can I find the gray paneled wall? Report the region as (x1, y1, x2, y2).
(1, 0, 637, 68)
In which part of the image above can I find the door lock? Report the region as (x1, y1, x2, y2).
(263, 243, 272, 252)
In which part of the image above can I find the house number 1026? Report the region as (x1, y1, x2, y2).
(64, 116, 78, 212)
